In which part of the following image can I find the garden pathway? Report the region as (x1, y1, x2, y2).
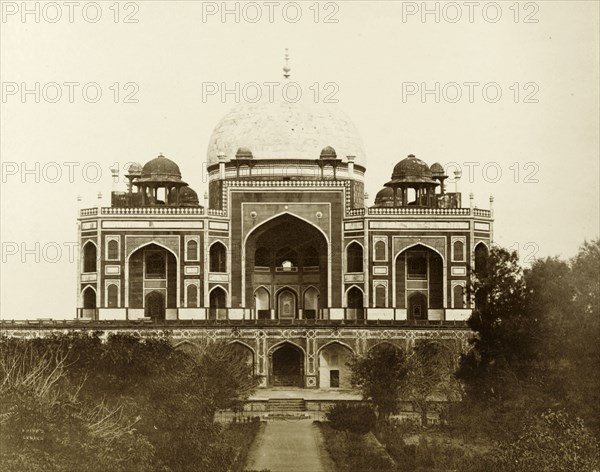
(245, 419, 335, 472)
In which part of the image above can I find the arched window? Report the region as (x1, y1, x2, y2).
(83, 243, 97, 273)
(209, 243, 227, 273)
(453, 285, 464, 309)
(374, 240, 386, 261)
(347, 243, 363, 273)
(107, 284, 118, 308)
(474, 243, 489, 275)
(255, 247, 270, 267)
(187, 284, 198, 308)
(146, 251, 166, 278)
(107, 240, 119, 260)
(453, 240, 465, 261)
(83, 287, 96, 309)
(375, 285, 386, 308)
(187, 240, 198, 261)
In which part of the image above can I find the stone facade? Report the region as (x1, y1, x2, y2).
(72, 97, 493, 389)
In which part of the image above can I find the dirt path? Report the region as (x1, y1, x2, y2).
(245, 419, 335, 472)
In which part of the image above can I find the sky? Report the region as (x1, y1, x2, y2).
(1, 0, 599, 319)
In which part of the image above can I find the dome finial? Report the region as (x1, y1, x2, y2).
(283, 48, 291, 79)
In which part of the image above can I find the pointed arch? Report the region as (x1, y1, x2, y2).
(318, 341, 354, 388)
(394, 242, 445, 262)
(209, 241, 227, 273)
(125, 241, 179, 263)
(375, 284, 387, 308)
(243, 211, 330, 247)
(346, 240, 364, 273)
(82, 240, 97, 273)
(107, 239, 119, 261)
(346, 285, 365, 320)
(368, 341, 403, 353)
(107, 283, 119, 308)
(186, 283, 199, 308)
(186, 239, 199, 261)
(228, 341, 255, 375)
(276, 286, 298, 319)
(209, 285, 227, 320)
(453, 240, 465, 261)
(242, 211, 331, 308)
(453, 284, 465, 309)
(374, 240, 386, 261)
(254, 286, 270, 319)
(269, 341, 305, 388)
(125, 241, 179, 310)
(82, 285, 96, 309)
(474, 242, 490, 274)
(317, 340, 355, 356)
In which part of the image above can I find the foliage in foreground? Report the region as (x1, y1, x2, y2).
(349, 343, 409, 420)
(326, 402, 376, 436)
(457, 239, 600, 438)
(0, 333, 259, 472)
(318, 421, 395, 472)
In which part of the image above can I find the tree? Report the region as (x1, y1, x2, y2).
(457, 241, 600, 438)
(404, 341, 462, 427)
(571, 238, 600, 316)
(524, 242, 600, 433)
(457, 247, 534, 398)
(349, 343, 409, 420)
(456, 246, 544, 436)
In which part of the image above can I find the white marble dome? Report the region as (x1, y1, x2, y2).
(206, 98, 366, 167)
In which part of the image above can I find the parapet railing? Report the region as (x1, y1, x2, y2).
(79, 207, 231, 217)
(80, 206, 491, 218)
(346, 207, 491, 217)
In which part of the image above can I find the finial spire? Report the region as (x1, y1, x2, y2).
(283, 48, 291, 79)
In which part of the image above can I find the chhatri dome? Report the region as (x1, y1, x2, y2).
(206, 52, 366, 168)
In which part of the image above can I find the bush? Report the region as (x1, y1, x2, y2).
(493, 410, 600, 472)
(318, 421, 395, 472)
(326, 402, 377, 436)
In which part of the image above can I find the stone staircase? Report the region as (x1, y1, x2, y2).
(267, 398, 307, 416)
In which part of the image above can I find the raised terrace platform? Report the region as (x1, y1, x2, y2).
(1, 318, 472, 390)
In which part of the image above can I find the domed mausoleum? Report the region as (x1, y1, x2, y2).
(77, 63, 494, 390)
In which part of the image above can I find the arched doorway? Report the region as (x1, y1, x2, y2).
(408, 292, 427, 320)
(347, 286, 364, 320)
(145, 291, 165, 320)
(395, 244, 444, 318)
(82, 286, 96, 318)
(128, 243, 177, 315)
(254, 287, 270, 319)
(209, 287, 227, 320)
(318, 342, 353, 388)
(277, 289, 297, 319)
(271, 343, 304, 387)
(245, 214, 328, 318)
(303, 287, 319, 319)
